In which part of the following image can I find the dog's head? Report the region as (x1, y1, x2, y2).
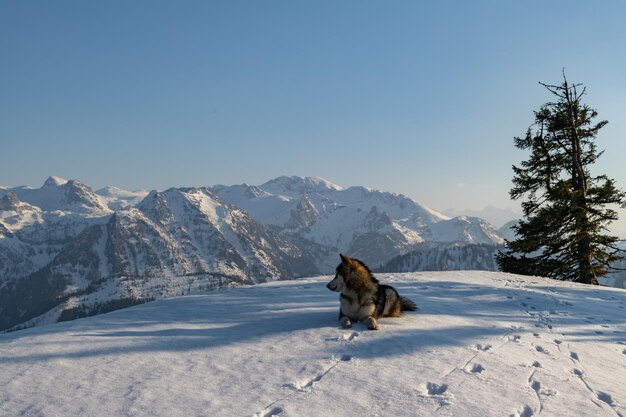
(326, 253, 354, 292)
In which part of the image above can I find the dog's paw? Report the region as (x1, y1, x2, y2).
(367, 317, 379, 330)
(341, 317, 352, 329)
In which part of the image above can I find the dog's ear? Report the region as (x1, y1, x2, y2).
(340, 253, 351, 264)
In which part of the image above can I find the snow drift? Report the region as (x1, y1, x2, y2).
(1, 271, 624, 417)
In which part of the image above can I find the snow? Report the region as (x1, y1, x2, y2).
(1, 271, 624, 417)
(11, 177, 111, 216)
(430, 216, 506, 245)
(43, 176, 68, 187)
(95, 186, 149, 210)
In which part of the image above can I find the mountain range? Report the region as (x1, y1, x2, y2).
(0, 175, 505, 331)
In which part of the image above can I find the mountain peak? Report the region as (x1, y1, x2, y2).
(0, 192, 20, 210)
(260, 175, 344, 196)
(43, 176, 68, 188)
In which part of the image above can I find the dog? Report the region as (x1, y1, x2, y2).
(326, 253, 417, 330)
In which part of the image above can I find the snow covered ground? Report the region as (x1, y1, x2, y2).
(1, 271, 625, 417)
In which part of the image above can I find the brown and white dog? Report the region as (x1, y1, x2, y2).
(326, 254, 417, 330)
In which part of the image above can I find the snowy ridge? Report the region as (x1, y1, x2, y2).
(95, 186, 148, 210)
(11, 176, 111, 215)
(213, 176, 502, 269)
(429, 215, 505, 245)
(1, 271, 624, 417)
(379, 242, 505, 272)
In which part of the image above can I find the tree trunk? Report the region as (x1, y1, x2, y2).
(563, 79, 597, 285)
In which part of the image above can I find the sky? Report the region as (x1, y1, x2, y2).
(1, 1, 626, 232)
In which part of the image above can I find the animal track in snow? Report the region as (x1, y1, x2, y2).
(531, 361, 541, 368)
(254, 407, 284, 417)
(466, 363, 485, 374)
(529, 378, 557, 413)
(292, 355, 351, 391)
(510, 405, 534, 417)
(342, 331, 360, 342)
(475, 344, 492, 352)
(570, 352, 579, 361)
(597, 391, 614, 406)
(534, 345, 548, 354)
(421, 382, 452, 408)
(554, 339, 562, 345)
(425, 382, 448, 395)
(572, 369, 621, 415)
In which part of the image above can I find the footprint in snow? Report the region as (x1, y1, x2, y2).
(254, 407, 283, 417)
(554, 339, 562, 345)
(570, 352, 579, 361)
(622, 349, 626, 355)
(530, 380, 541, 393)
(341, 332, 359, 342)
(425, 382, 448, 396)
(475, 344, 492, 352)
(531, 379, 557, 398)
(510, 405, 534, 417)
(597, 391, 614, 406)
(531, 361, 542, 368)
(466, 363, 485, 374)
(535, 345, 548, 354)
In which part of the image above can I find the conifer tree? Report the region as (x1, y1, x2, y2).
(496, 72, 625, 285)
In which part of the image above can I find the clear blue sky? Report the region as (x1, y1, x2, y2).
(1, 1, 625, 230)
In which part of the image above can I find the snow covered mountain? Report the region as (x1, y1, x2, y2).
(1, 271, 624, 417)
(213, 176, 505, 269)
(0, 178, 112, 291)
(1, 175, 508, 331)
(10, 176, 111, 215)
(443, 205, 520, 229)
(499, 219, 520, 242)
(0, 179, 317, 331)
(379, 243, 505, 273)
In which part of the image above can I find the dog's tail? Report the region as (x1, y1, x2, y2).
(400, 297, 418, 312)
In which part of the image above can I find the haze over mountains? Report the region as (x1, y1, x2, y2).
(1, 175, 506, 331)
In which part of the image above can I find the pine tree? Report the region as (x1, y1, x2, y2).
(496, 72, 626, 285)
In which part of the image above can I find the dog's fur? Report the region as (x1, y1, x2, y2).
(326, 254, 417, 330)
